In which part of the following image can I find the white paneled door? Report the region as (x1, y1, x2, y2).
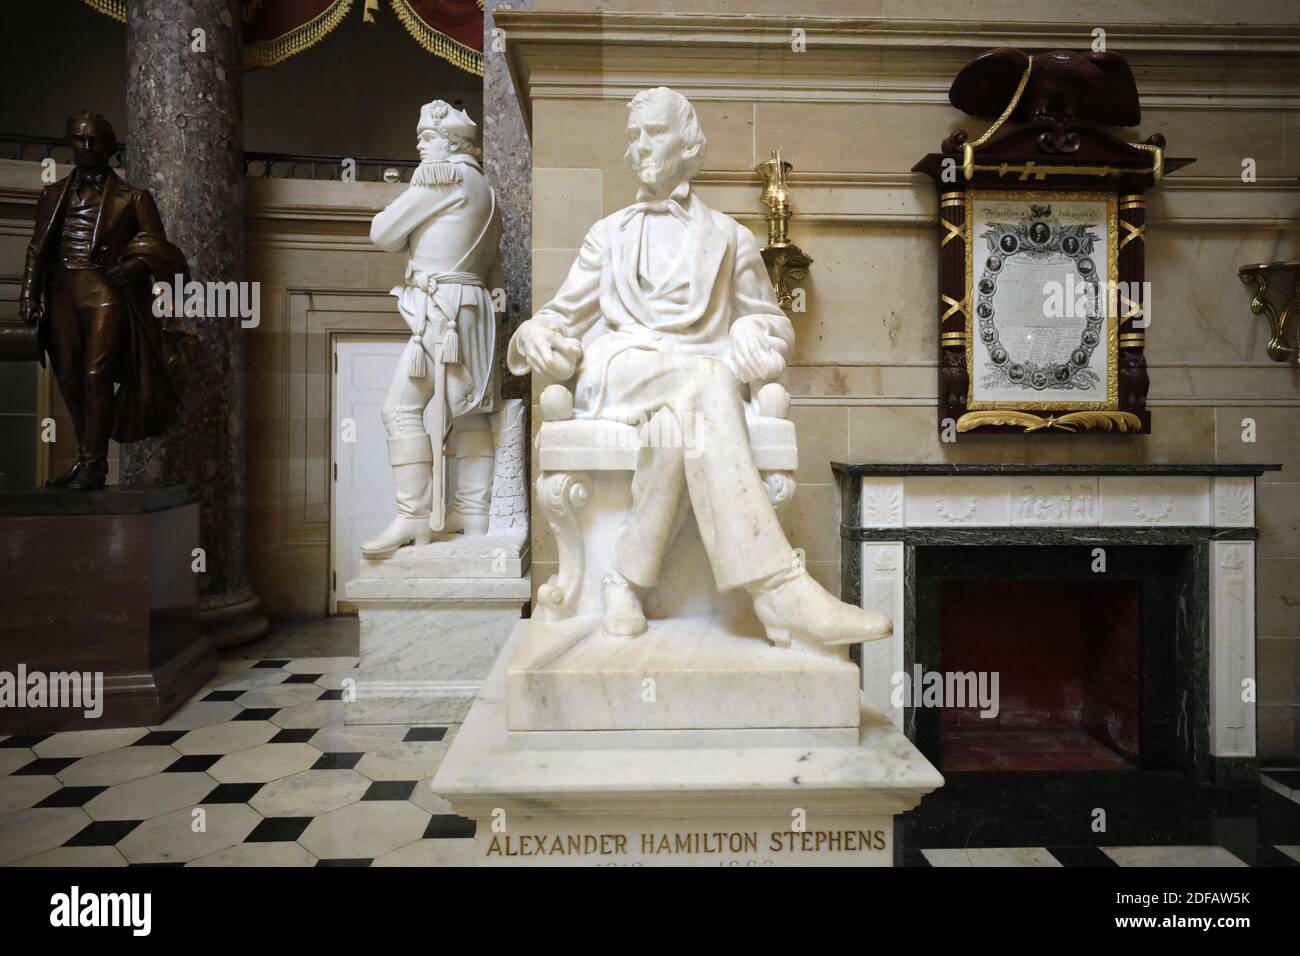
(330, 335, 430, 613)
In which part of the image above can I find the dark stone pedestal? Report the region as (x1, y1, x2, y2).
(0, 487, 214, 733)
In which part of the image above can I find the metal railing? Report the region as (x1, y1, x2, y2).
(1, 134, 417, 183)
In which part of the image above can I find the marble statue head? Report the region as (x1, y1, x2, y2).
(65, 110, 117, 171)
(417, 100, 482, 162)
(624, 87, 707, 193)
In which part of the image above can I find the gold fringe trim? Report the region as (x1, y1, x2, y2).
(389, 0, 483, 77)
(243, 0, 355, 70)
(957, 410, 1143, 433)
(81, 0, 126, 23)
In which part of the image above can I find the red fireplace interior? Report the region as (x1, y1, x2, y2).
(939, 579, 1142, 771)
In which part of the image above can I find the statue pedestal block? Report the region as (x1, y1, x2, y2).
(345, 533, 530, 725)
(0, 487, 213, 732)
(506, 616, 861, 738)
(434, 621, 944, 866)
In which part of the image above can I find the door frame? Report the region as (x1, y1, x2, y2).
(328, 330, 408, 614)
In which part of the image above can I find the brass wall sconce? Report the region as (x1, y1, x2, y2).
(755, 148, 812, 310)
(1238, 260, 1300, 362)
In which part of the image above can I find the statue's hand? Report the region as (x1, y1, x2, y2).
(18, 298, 40, 327)
(106, 259, 147, 288)
(730, 316, 786, 383)
(515, 320, 581, 380)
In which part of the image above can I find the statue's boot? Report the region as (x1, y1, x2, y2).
(431, 439, 494, 538)
(66, 457, 107, 491)
(602, 572, 647, 637)
(45, 453, 86, 488)
(749, 550, 892, 648)
(361, 435, 435, 558)
(67, 389, 110, 491)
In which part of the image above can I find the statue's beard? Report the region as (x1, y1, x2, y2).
(634, 157, 680, 191)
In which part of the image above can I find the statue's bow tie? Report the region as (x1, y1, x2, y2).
(72, 170, 107, 188)
(624, 196, 690, 225)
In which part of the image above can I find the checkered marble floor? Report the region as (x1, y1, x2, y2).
(2, 621, 1298, 867)
(0, 654, 475, 867)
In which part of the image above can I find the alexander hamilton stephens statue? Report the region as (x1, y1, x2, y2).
(508, 87, 890, 649)
(19, 111, 188, 491)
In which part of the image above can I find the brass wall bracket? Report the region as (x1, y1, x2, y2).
(1239, 260, 1300, 363)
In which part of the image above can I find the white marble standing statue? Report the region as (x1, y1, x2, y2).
(364, 100, 504, 556)
(508, 86, 889, 648)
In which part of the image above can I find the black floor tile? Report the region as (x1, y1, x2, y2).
(34, 786, 107, 808)
(165, 754, 221, 773)
(253, 660, 290, 669)
(316, 858, 371, 867)
(362, 780, 416, 801)
(200, 782, 264, 804)
(1047, 846, 1118, 867)
(1224, 844, 1300, 867)
(202, 690, 245, 702)
(244, 817, 312, 843)
(133, 731, 187, 747)
(13, 757, 77, 776)
(270, 728, 317, 744)
(312, 752, 362, 770)
(423, 814, 475, 839)
(897, 770, 1300, 851)
(317, 689, 344, 701)
(64, 820, 142, 847)
(898, 847, 931, 867)
(1264, 770, 1300, 790)
(282, 673, 322, 684)
(404, 727, 447, 742)
(0, 734, 50, 749)
(233, 708, 280, 721)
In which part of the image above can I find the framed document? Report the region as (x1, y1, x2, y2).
(913, 49, 1193, 436)
(966, 191, 1117, 411)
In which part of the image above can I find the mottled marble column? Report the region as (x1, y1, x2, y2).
(484, 0, 532, 404)
(122, 0, 266, 646)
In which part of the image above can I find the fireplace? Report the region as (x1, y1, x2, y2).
(833, 463, 1279, 787)
(919, 548, 1188, 773)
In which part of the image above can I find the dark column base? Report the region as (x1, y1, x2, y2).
(0, 487, 215, 732)
(200, 584, 269, 650)
(1212, 756, 1260, 789)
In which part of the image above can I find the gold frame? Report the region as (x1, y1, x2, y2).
(964, 189, 1119, 412)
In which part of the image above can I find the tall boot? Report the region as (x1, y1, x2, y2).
(361, 434, 435, 558)
(67, 381, 110, 491)
(432, 426, 494, 537)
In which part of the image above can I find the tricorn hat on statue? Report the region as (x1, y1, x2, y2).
(418, 100, 479, 148)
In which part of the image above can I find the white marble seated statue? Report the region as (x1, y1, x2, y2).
(363, 100, 504, 557)
(508, 87, 890, 649)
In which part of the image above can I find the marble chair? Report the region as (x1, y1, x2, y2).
(532, 380, 798, 631)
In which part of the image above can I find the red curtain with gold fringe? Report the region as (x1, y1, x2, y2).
(81, 0, 484, 76)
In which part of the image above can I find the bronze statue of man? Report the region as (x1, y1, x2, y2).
(19, 111, 188, 491)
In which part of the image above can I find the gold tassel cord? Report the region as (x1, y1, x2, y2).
(963, 54, 1034, 180)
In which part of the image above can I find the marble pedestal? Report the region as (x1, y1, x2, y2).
(345, 533, 530, 725)
(434, 620, 944, 866)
